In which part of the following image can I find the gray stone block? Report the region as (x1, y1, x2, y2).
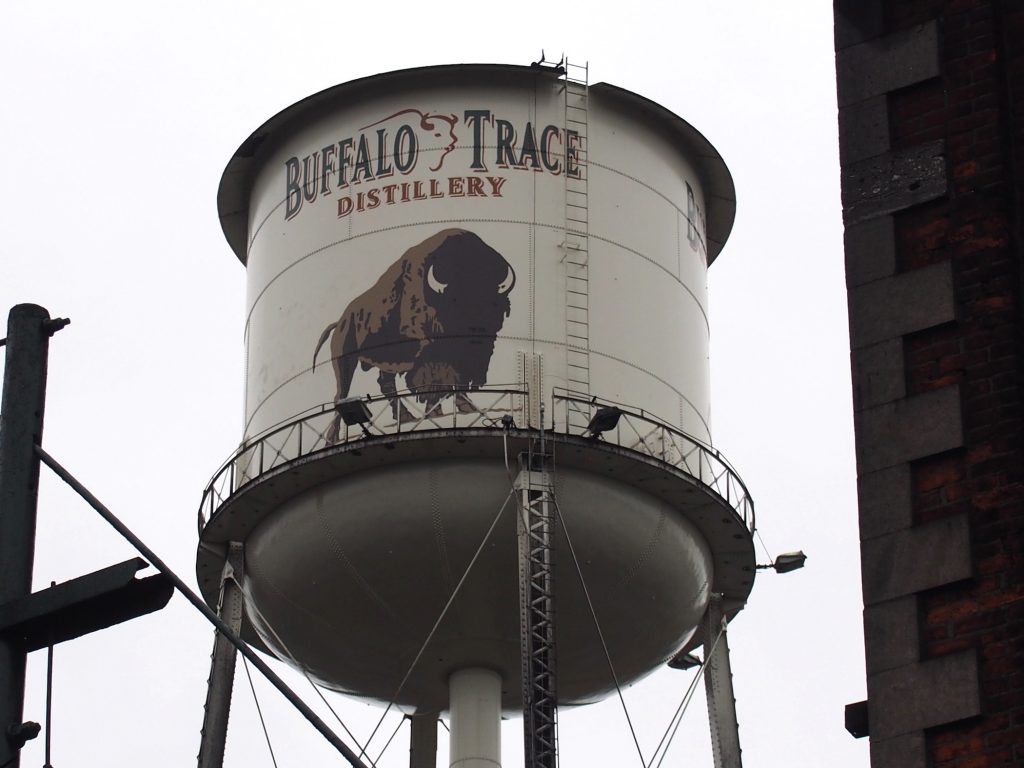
(837, 21, 941, 107)
(849, 260, 955, 349)
(861, 513, 971, 605)
(834, 0, 885, 50)
(845, 216, 896, 288)
(855, 386, 963, 475)
(858, 464, 913, 540)
(864, 596, 919, 675)
(870, 731, 926, 768)
(867, 650, 980, 740)
(842, 140, 947, 225)
(852, 338, 906, 411)
(839, 96, 891, 165)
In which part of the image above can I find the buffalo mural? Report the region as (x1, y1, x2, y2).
(313, 228, 515, 442)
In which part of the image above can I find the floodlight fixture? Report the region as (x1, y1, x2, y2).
(755, 550, 807, 574)
(667, 651, 702, 671)
(335, 397, 373, 437)
(585, 406, 623, 439)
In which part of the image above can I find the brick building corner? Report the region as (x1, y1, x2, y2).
(834, 1, 1024, 765)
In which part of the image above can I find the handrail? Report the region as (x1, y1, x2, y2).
(197, 386, 529, 534)
(550, 391, 755, 534)
(197, 387, 754, 537)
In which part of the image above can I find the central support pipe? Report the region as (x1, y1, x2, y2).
(448, 668, 501, 768)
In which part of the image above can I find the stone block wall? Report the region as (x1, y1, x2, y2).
(834, 1, 1024, 765)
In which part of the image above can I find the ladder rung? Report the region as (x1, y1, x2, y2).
(565, 68, 590, 396)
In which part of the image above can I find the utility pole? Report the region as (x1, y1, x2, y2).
(0, 304, 173, 768)
(0, 304, 63, 767)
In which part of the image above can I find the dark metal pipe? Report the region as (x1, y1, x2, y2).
(33, 445, 370, 768)
(0, 304, 56, 768)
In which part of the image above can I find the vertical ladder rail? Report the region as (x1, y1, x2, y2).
(561, 60, 591, 433)
(517, 429, 558, 768)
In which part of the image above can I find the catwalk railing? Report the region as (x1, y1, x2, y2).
(198, 386, 754, 536)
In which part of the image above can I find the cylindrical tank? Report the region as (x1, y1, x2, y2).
(198, 64, 754, 714)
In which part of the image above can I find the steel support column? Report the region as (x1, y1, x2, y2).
(197, 542, 245, 768)
(0, 305, 61, 768)
(702, 594, 742, 768)
(516, 447, 557, 768)
(409, 710, 438, 768)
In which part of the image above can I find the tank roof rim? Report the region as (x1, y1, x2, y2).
(216, 62, 736, 266)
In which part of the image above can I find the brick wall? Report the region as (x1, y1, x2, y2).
(835, 1, 1024, 766)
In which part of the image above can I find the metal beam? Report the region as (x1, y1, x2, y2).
(197, 543, 245, 768)
(516, 446, 558, 768)
(0, 558, 172, 652)
(703, 595, 742, 768)
(0, 304, 64, 768)
(34, 446, 371, 768)
(409, 711, 437, 768)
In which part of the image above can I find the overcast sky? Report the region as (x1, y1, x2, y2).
(1, 2, 865, 766)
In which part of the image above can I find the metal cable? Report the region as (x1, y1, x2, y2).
(304, 682, 376, 766)
(551, 496, 646, 768)
(373, 713, 407, 764)
(235, 583, 375, 766)
(44, 581, 54, 768)
(241, 652, 280, 768)
(360, 486, 516, 759)
(647, 622, 725, 768)
(34, 445, 371, 768)
(754, 528, 773, 563)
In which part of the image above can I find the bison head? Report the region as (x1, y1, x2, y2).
(421, 230, 515, 336)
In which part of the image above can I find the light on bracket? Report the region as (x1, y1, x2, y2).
(756, 550, 807, 574)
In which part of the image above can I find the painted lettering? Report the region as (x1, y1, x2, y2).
(352, 135, 373, 183)
(464, 109, 491, 171)
(375, 129, 393, 178)
(320, 145, 337, 195)
(285, 157, 303, 219)
(394, 125, 417, 173)
(540, 125, 561, 173)
(486, 176, 506, 197)
(495, 120, 517, 167)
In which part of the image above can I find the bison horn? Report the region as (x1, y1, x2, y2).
(427, 264, 448, 295)
(497, 265, 515, 295)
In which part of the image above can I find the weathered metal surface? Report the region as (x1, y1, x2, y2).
(0, 304, 56, 768)
(196, 543, 245, 768)
(0, 559, 172, 652)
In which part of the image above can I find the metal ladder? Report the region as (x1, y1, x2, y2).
(561, 59, 591, 433)
(516, 424, 558, 768)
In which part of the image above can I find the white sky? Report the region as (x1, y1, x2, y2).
(0, 2, 866, 767)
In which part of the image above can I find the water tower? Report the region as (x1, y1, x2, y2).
(196, 62, 755, 767)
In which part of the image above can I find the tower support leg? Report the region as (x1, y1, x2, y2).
(702, 594, 742, 768)
(515, 449, 558, 768)
(197, 543, 245, 768)
(409, 710, 437, 768)
(448, 668, 501, 768)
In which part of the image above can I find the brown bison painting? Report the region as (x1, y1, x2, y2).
(313, 228, 515, 442)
